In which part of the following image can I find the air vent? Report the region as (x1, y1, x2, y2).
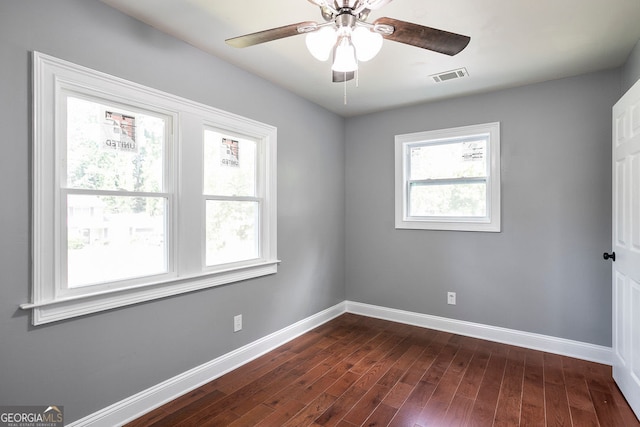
(431, 67, 469, 83)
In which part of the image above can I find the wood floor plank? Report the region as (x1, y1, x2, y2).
(321, 369, 357, 396)
(342, 383, 390, 425)
(126, 314, 640, 427)
(253, 399, 305, 427)
(610, 382, 640, 426)
(417, 346, 475, 425)
(468, 352, 507, 427)
(420, 342, 460, 385)
(263, 354, 338, 408)
(456, 348, 490, 400)
(383, 345, 422, 381)
(295, 370, 345, 406)
(388, 380, 437, 427)
(349, 332, 403, 376)
(159, 382, 221, 415)
(520, 350, 545, 426)
(400, 340, 446, 386)
(382, 381, 415, 409)
(589, 388, 627, 427)
(353, 356, 397, 391)
(210, 348, 295, 394)
(441, 395, 475, 426)
(314, 384, 368, 426)
(361, 402, 398, 427)
(493, 349, 525, 427)
(568, 406, 599, 427)
(124, 408, 169, 427)
(543, 352, 566, 386)
(141, 389, 227, 427)
(283, 392, 337, 427)
(544, 382, 572, 426)
(562, 356, 600, 422)
(200, 409, 239, 426)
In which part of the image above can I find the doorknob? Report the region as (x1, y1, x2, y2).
(603, 252, 616, 261)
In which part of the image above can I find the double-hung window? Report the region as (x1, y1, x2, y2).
(64, 95, 172, 290)
(395, 122, 501, 232)
(25, 52, 278, 325)
(203, 128, 262, 267)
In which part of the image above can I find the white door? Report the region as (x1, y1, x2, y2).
(611, 78, 640, 420)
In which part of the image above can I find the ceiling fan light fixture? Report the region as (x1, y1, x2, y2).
(227, 0, 471, 87)
(351, 26, 382, 61)
(331, 36, 358, 72)
(306, 26, 337, 61)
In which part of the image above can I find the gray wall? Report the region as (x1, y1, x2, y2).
(0, 0, 345, 423)
(345, 69, 620, 347)
(623, 38, 640, 93)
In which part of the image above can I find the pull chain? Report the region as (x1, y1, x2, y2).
(343, 73, 348, 105)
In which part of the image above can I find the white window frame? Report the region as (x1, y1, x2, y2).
(394, 122, 501, 232)
(201, 125, 266, 269)
(23, 52, 278, 325)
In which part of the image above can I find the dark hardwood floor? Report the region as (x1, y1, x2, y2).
(127, 313, 639, 426)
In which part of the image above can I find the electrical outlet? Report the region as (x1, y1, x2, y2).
(447, 292, 456, 305)
(234, 314, 242, 332)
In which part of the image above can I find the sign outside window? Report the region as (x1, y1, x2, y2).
(102, 110, 137, 152)
(221, 137, 239, 167)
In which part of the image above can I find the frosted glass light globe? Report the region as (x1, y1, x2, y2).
(351, 27, 383, 62)
(305, 27, 337, 61)
(332, 36, 358, 72)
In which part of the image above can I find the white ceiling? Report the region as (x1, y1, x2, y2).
(100, 0, 640, 117)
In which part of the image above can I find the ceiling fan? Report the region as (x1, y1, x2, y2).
(225, 0, 471, 83)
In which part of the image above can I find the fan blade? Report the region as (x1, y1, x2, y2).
(333, 70, 355, 82)
(226, 21, 316, 48)
(374, 17, 470, 56)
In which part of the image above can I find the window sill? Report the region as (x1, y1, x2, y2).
(21, 260, 280, 325)
(396, 218, 501, 232)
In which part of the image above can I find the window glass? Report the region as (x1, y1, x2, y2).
(409, 182, 487, 217)
(408, 138, 488, 218)
(66, 194, 168, 287)
(203, 129, 256, 197)
(409, 139, 486, 180)
(66, 97, 165, 192)
(205, 200, 260, 266)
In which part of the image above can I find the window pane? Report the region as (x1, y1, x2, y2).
(203, 129, 256, 197)
(409, 139, 486, 180)
(206, 200, 259, 266)
(409, 183, 487, 217)
(66, 97, 165, 192)
(67, 194, 167, 287)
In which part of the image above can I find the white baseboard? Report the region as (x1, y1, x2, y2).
(68, 302, 346, 427)
(345, 301, 612, 365)
(69, 300, 612, 426)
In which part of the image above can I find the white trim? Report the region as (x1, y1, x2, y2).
(67, 300, 612, 426)
(345, 301, 612, 365)
(20, 261, 280, 310)
(67, 302, 346, 427)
